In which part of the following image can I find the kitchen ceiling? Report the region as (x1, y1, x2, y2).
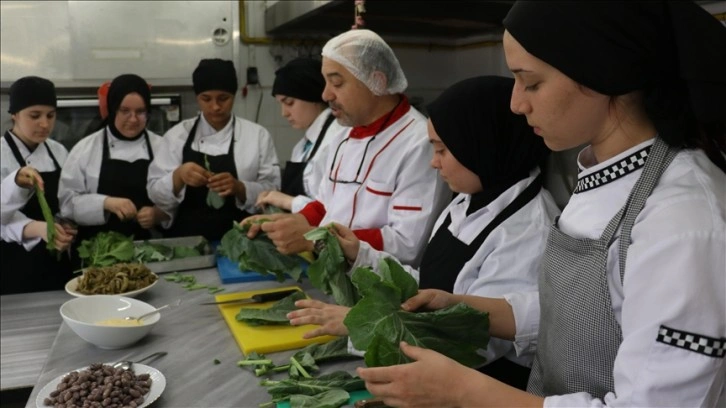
(265, 0, 517, 44)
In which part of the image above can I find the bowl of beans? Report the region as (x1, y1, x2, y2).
(60, 296, 160, 349)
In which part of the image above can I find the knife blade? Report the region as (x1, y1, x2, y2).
(200, 288, 300, 305)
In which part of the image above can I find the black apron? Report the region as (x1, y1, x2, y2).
(75, 130, 155, 246)
(1, 132, 74, 294)
(418, 172, 543, 390)
(165, 116, 248, 241)
(280, 113, 335, 197)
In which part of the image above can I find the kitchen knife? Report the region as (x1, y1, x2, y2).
(200, 288, 300, 305)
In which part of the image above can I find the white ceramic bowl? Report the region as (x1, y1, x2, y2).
(60, 296, 160, 349)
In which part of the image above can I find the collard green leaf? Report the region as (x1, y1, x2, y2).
(380, 257, 418, 302)
(289, 389, 350, 408)
(304, 226, 358, 307)
(34, 180, 56, 253)
(262, 371, 364, 400)
(206, 189, 225, 209)
(292, 337, 358, 365)
(235, 291, 306, 325)
(345, 258, 490, 368)
(172, 245, 201, 258)
(218, 222, 303, 282)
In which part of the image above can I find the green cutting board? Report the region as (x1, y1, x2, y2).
(276, 389, 373, 407)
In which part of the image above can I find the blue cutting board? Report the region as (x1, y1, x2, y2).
(276, 390, 373, 408)
(216, 254, 309, 284)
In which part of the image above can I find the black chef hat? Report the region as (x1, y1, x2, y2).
(193, 59, 238, 95)
(107, 74, 151, 124)
(272, 58, 325, 104)
(503, 0, 726, 123)
(8, 76, 57, 114)
(427, 76, 549, 210)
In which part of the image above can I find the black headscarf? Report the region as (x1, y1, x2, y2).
(8, 76, 56, 114)
(504, 1, 726, 168)
(272, 58, 325, 104)
(106, 74, 151, 140)
(427, 76, 549, 213)
(193, 59, 238, 95)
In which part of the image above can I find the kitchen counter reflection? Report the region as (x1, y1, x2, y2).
(23, 268, 364, 408)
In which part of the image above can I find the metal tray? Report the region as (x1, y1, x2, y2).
(133, 236, 215, 273)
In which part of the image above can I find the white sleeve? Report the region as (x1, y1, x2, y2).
(291, 195, 314, 213)
(349, 240, 420, 282)
(236, 126, 281, 213)
(147, 125, 188, 227)
(503, 290, 541, 358)
(0, 169, 41, 249)
(58, 136, 108, 226)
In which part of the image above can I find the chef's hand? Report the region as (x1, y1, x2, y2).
(173, 162, 211, 192)
(53, 223, 76, 252)
(328, 223, 360, 263)
(104, 197, 138, 221)
(256, 190, 293, 212)
(287, 299, 350, 339)
(357, 342, 485, 408)
(401, 289, 456, 312)
(136, 206, 168, 229)
(240, 213, 289, 239)
(15, 166, 43, 190)
(260, 213, 314, 254)
(208, 172, 244, 200)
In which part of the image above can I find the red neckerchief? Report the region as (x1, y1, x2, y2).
(348, 95, 410, 139)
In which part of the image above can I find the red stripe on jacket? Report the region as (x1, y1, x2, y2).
(365, 186, 393, 196)
(353, 228, 384, 251)
(393, 205, 422, 211)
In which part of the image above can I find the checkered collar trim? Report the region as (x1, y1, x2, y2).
(573, 145, 651, 194)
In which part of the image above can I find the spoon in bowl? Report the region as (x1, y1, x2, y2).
(124, 304, 169, 323)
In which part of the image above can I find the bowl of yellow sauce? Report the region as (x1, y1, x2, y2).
(60, 296, 160, 349)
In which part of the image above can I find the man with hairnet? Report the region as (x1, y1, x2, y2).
(245, 29, 449, 268)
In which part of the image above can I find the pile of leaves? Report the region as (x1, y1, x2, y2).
(77, 231, 135, 267)
(133, 239, 208, 263)
(235, 291, 306, 326)
(237, 337, 358, 377)
(237, 337, 364, 408)
(218, 221, 304, 282)
(303, 226, 359, 307)
(344, 258, 491, 368)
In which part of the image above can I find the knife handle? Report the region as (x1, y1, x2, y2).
(251, 289, 300, 303)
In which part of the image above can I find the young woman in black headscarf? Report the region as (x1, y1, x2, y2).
(1, 76, 77, 294)
(256, 57, 346, 213)
(286, 76, 558, 390)
(356, 1, 726, 407)
(59, 73, 168, 246)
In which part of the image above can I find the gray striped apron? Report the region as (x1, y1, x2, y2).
(528, 137, 676, 398)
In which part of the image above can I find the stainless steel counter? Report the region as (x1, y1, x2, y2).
(18, 268, 364, 408)
(1, 290, 70, 391)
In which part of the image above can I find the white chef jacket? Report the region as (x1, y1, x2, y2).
(57, 127, 162, 226)
(0, 131, 68, 249)
(289, 108, 346, 213)
(504, 139, 726, 407)
(146, 114, 281, 225)
(310, 105, 451, 268)
(353, 170, 560, 366)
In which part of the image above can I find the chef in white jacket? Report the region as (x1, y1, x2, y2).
(354, 2, 726, 407)
(1, 76, 76, 294)
(147, 59, 280, 241)
(59, 74, 167, 244)
(288, 76, 559, 390)
(245, 29, 450, 268)
(256, 57, 345, 213)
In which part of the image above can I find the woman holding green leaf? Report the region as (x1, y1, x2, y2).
(288, 76, 559, 390)
(147, 59, 280, 241)
(0, 76, 76, 294)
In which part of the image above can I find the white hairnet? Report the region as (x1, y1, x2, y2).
(322, 29, 408, 96)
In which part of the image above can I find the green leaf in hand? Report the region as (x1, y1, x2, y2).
(33, 179, 56, 253)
